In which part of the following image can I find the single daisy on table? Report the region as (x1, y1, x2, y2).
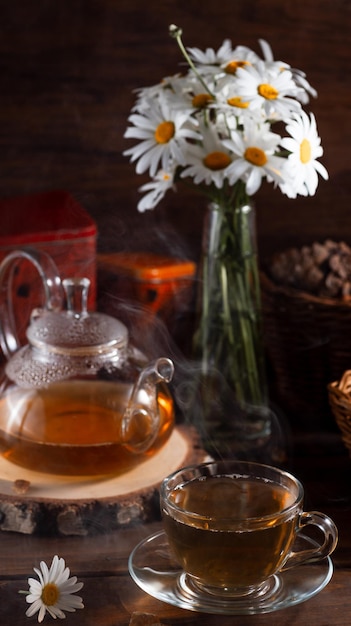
(279, 109, 329, 197)
(24, 555, 84, 622)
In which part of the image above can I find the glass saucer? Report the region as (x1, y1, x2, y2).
(128, 530, 333, 615)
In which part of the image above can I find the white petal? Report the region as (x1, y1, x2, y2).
(227, 159, 250, 184)
(38, 604, 47, 623)
(124, 127, 153, 140)
(60, 580, 84, 594)
(58, 595, 84, 610)
(246, 168, 263, 195)
(313, 160, 329, 180)
(27, 578, 42, 594)
(46, 605, 65, 619)
(304, 165, 319, 195)
(123, 139, 156, 161)
(39, 561, 50, 585)
(25, 599, 42, 617)
(33, 567, 45, 587)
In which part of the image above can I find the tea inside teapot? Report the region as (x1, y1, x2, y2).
(0, 376, 174, 476)
(0, 249, 175, 476)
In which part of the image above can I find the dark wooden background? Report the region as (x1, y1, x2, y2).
(0, 0, 350, 263)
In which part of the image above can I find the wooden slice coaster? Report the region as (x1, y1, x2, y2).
(0, 426, 208, 537)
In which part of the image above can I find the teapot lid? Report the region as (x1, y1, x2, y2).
(26, 277, 128, 355)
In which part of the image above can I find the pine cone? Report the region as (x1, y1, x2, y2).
(268, 240, 351, 299)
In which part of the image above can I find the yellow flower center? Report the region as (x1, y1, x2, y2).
(41, 583, 60, 607)
(154, 121, 175, 144)
(300, 138, 311, 163)
(225, 60, 250, 75)
(227, 96, 249, 109)
(258, 83, 279, 100)
(203, 151, 232, 170)
(192, 93, 213, 108)
(244, 146, 267, 167)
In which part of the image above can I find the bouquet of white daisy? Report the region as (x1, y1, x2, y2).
(124, 24, 327, 211)
(123, 25, 328, 455)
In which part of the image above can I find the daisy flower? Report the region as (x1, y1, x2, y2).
(258, 38, 317, 103)
(224, 120, 286, 195)
(258, 38, 289, 72)
(235, 61, 303, 120)
(123, 91, 199, 177)
(214, 77, 250, 112)
(214, 77, 266, 127)
(155, 73, 216, 119)
(186, 38, 235, 67)
(180, 124, 234, 188)
(186, 39, 259, 79)
(280, 110, 329, 197)
(218, 45, 261, 78)
(25, 555, 84, 622)
(131, 75, 184, 112)
(137, 167, 176, 211)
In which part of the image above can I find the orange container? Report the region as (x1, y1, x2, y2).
(97, 252, 197, 351)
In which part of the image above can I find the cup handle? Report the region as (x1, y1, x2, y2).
(283, 511, 338, 570)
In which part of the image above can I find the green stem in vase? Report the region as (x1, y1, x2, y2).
(195, 180, 268, 412)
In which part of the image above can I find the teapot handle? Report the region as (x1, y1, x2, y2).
(0, 248, 64, 358)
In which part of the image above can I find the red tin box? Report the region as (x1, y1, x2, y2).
(0, 189, 97, 343)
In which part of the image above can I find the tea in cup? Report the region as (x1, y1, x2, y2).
(160, 460, 338, 599)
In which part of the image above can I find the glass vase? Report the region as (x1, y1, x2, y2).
(190, 183, 274, 460)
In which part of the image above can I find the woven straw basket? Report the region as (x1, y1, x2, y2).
(260, 270, 351, 431)
(328, 371, 351, 454)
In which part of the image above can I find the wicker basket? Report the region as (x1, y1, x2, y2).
(260, 270, 351, 431)
(328, 371, 351, 454)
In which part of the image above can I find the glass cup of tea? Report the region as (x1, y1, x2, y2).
(160, 460, 338, 603)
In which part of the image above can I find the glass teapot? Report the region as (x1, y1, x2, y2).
(0, 249, 175, 476)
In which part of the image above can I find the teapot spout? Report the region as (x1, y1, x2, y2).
(137, 357, 174, 387)
(121, 357, 174, 453)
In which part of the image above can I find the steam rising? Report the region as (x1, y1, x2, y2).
(103, 293, 289, 467)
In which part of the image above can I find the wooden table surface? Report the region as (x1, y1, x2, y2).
(0, 432, 350, 625)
